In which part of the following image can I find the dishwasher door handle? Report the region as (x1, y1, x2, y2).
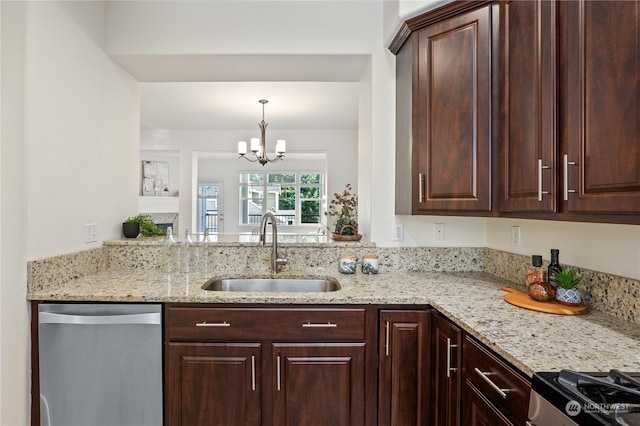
(38, 311, 161, 325)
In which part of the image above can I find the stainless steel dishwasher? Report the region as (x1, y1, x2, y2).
(38, 303, 162, 426)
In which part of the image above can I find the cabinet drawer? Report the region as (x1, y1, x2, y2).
(167, 306, 366, 341)
(463, 336, 531, 424)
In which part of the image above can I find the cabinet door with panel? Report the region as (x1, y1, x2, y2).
(414, 5, 495, 213)
(431, 314, 462, 426)
(499, 0, 557, 213)
(166, 342, 262, 426)
(272, 343, 366, 426)
(561, 0, 640, 214)
(378, 310, 431, 426)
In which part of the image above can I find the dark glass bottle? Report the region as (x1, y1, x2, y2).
(548, 249, 562, 288)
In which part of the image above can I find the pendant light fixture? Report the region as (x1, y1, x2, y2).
(237, 99, 286, 166)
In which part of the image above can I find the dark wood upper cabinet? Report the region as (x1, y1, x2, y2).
(396, 3, 498, 214)
(561, 0, 640, 215)
(416, 5, 495, 213)
(396, 0, 640, 224)
(499, 0, 557, 213)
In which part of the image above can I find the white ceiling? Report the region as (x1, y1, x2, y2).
(112, 54, 369, 131)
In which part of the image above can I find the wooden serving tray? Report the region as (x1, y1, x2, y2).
(502, 287, 589, 315)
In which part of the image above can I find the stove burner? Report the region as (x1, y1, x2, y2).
(557, 370, 640, 424)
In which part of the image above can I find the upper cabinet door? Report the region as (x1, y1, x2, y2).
(414, 5, 495, 213)
(561, 0, 640, 214)
(499, 0, 557, 213)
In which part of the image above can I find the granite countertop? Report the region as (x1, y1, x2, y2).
(27, 269, 640, 378)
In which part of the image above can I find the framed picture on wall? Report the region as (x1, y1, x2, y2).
(142, 161, 170, 196)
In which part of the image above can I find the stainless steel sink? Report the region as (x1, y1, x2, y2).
(202, 277, 341, 292)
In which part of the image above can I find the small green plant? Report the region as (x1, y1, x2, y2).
(125, 214, 165, 237)
(325, 184, 358, 234)
(551, 268, 582, 289)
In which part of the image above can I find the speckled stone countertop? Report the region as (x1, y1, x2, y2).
(27, 267, 640, 378)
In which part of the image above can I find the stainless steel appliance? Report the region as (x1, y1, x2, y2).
(528, 369, 640, 425)
(38, 303, 162, 426)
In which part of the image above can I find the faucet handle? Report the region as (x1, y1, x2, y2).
(275, 256, 289, 272)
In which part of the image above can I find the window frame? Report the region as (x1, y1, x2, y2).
(238, 171, 324, 228)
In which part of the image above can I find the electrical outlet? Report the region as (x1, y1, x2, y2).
(511, 226, 521, 246)
(393, 224, 404, 241)
(84, 223, 97, 243)
(434, 223, 445, 241)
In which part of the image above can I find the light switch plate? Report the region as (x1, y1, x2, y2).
(434, 223, 445, 241)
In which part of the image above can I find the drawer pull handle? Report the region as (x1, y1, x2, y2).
(474, 368, 510, 399)
(195, 321, 230, 327)
(302, 322, 337, 328)
(418, 173, 425, 203)
(446, 338, 458, 378)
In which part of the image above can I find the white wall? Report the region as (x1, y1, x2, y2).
(1, 3, 29, 424)
(24, 2, 140, 260)
(2, 2, 140, 422)
(141, 129, 358, 233)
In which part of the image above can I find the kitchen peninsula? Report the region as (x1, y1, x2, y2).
(28, 239, 640, 378)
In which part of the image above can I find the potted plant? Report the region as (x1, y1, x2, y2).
(325, 183, 361, 241)
(552, 268, 583, 305)
(123, 214, 165, 238)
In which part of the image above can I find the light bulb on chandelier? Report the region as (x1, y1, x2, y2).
(237, 99, 286, 166)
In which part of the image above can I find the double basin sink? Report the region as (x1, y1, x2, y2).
(202, 277, 341, 293)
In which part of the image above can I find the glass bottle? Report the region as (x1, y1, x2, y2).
(548, 249, 562, 288)
(202, 228, 211, 273)
(164, 227, 177, 273)
(182, 227, 193, 273)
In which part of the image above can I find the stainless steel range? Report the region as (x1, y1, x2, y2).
(528, 370, 640, 425)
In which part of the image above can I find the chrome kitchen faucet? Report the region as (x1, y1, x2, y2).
(259, 212, 288, 273)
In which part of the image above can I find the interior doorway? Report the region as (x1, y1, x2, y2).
(197, 181, 224, 233)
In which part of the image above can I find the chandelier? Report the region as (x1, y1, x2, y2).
(237, 99, 286, 166)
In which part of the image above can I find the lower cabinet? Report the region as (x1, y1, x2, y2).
(166, 342, 262, 426)
(431, 313, 462, 426)
(272, 343, 366, 426)
(378, 309, 432, 426)
(163, 305, 530, 426)
(461, 335, 531, 426)
(164, 305, 372, 426)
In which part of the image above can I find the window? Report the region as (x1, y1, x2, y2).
(239, 172, 323, 226)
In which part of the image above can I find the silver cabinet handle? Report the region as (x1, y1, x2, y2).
(526, 421, 536, 426)
(537, 159, 550, 201)
(385, 321, 390, 356)
(302, 322, 337, 328)
(276, 355, 281, 391)
(446, 338, 458, 378)
(195, 321, 230, 327)
(474, 368, 510, 399)
(563, 154, 577, 200)
(418, 173, 425, 203)
(251, 356, 256, 391)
